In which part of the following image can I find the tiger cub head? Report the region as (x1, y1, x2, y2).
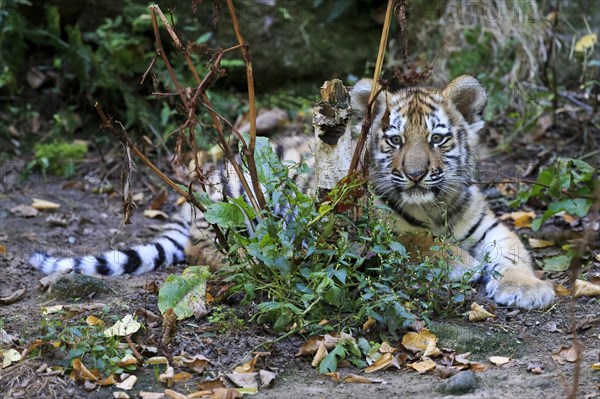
(350, 76, 487, 206)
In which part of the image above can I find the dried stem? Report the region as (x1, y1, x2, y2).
(94, 102, 228, 248)
(225, 0, 267, 210)
(347, 0, 394, 174)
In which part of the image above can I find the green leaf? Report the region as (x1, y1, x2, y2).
(542, 254, 573, 272)
(158, 266, 211, 320)
(318, 345, 346, 373)
(324, 285, 342, 306)
(548, 198, 591, 217)
(204, 202, 246, 227)
(389, 241, 407, 256)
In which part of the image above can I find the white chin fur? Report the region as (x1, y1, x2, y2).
(402, 190, 435, 205)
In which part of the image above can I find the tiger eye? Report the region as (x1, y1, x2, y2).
(389, 136, 402, 145)
(431, 133, 444, 144)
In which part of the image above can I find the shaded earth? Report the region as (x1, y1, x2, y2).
(0, 143, 599, 399)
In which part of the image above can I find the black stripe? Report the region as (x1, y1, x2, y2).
(164, 236, 185, 253)
(96, 256, 112, 276)
(275, 144, 285, 160)
(460, 211, 486, 241)
(170, 219, 188, 228)
(121, 249, 142, 274)
(73, 258, 81, 274)
(153, 243, 166, 270)
(161, 227, 188, 236)
(472, 221, 499, 249)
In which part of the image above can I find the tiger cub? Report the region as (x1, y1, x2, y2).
(29, 76, 555, 309)
(352, 75, 555, 309)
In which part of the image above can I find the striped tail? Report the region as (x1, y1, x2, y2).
(29, 204, 192, 276)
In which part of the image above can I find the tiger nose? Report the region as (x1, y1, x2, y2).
(405, 169, 427, 182)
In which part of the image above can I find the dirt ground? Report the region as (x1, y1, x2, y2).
(1, 138, 599, 398)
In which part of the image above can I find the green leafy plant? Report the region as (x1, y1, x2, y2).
(207, 306, 246, 333)
(28, 141, 87, 178)
(513, 157, 598, 231)
(37, 313, 137, 375)
(202, 137, 472, 337)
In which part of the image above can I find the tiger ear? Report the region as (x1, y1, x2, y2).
(350, 78, 387, 120)
(442, 75, 487, 124)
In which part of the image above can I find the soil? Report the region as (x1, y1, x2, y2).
(1, 135, 599, 398)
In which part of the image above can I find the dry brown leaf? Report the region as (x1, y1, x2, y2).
(379, 341, 397, 353)
(364, 352, 394, 373)
(32, 198, 61, 211)
(117, 354, 138, 368)
(554, 283, 571, 296)
(159, 366, 175, 387)
(342, 374, 384, 384)
(164, 389, 188, 399)
(325, 372, 341, 382)
(362, 317, 376, 332)
(469, 362, 488, 372)
(143, 210, 169, 219)
(70, 359, 99, 382)
(115, 375, 137, 390)
(423, 340, 441, 358)
(528, 238, 555, 249)
(162, 308, 177, 344)
(172, 354, 212, 373)
(210, 388, 244, 399)
(311, 341, 328, 367)
(296, 335, 324, 356)
(226, 372, 258, 389)
(233, 354, 259, 374)
(0, 244, 6, 254)
(171, 372, 192, 383)
(552, 345, 579, 365)
(466, 302, 496, 322)
(86, 315, 105, 327)
(401, 328, 437, 352)
(0, 288, 26, 305)
(489, 356, 510, 366)
(573, 280, 600, 297)
(97, 375, 117, 386)
(150, 190, 168, 210)
(259, 370, 277, 388)
(407, 359, 436, 373)
(10, 204, 39, 217)
(196, 377, 226, 391)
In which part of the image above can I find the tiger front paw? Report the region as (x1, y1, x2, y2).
(485, 268, 555, 309)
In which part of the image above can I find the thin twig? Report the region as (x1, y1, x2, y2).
(347, 0, 394, 174)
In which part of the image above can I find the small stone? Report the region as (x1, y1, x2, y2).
(531, 367, 544, 374)
(47, 274, 109, 300)
(438, 370, 479, 395)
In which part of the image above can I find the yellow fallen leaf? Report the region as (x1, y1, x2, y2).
(117, 354, 138, 367)
(379, 341, 397, 353)
(311, 341, 328, 368)
(146, 356, 169, 366)
(97, 375, 117, 386)
(143, 210, 169, 219)
(71, 358, 99, 382)
(553, 283, 570, 296)
(466, 302, 495, 322)
(362, 317, 376, 332)
(172, 354, 212, 373)
(233, 354, 259, 373)
(575, 33, 597, 52)
(42, 305, 64, 315)
(113, 392, 130, 399)
(407, 358, 436, 373)
(164, 389, 188, 399)
(325, 372, 341, 382)
(364, 352, 394, 373)
(104, 314, 141, 337)
(562, 213, 577, 224)
(489, 356, 510, 366)
(32, 198, 61, 211)
(592, 363, 600, 370)
(342, 374, 384, 383)
(139, 392, 166, 399)
(500, 211, 535, 228)
(423, 340, 441, 358)
(528, 238, 555, 249)
(401, 328, 437, 352)
(0, 244, 6, 254)
(573, 280, 600, 297)
(86, 315, 105, 327)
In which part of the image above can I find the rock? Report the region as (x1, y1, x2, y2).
(47, 274, 109, 300)
(438, 371, 480, 395)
